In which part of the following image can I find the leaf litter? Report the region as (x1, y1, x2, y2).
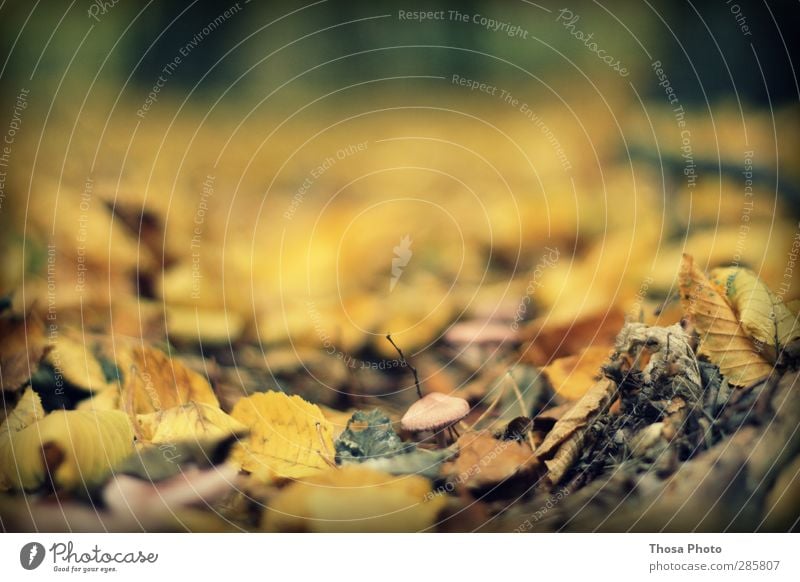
(1, 165, 799, 533)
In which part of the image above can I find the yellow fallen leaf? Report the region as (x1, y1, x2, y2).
(166, 306, 245, 345)
(45, 334, 114, 392)
(136, 402, 246, 444)
(680, 254, 773, 387)
(542, 345, 611, 401)
(0, 409, 133, 490)
(231, 391, 334, 483)
(709, 266, 800, 354)
(0, 388, 44, 435)
(120, 345, 219, 415)
(76, 387, 121, 412)
(261, 466, 445, 532)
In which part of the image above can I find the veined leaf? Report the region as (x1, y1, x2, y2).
(680, 255, 773, 387)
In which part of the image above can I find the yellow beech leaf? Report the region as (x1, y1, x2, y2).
(709, 266, 800, 353)
(0, 409, 133, 490)
(120, 345, 219, 415)
(231, 391, 334, 482)
(1, 388, 45, 434)
(261, 466, 445, 532)
(680, 255, 773, 387)
(136, 402, 246, 444)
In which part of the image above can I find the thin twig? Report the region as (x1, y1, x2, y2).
(386, 333, 422, 399)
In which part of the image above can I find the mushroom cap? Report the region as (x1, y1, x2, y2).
(401, 392, 469, 432)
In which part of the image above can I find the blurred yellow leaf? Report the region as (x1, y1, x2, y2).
(542, 345, 611, 401)
(261, 466, 445, 532)
(121, 346, 219, 415)
(46, 334, 114, 393)
(0, 409, 133, 490)
(165, 306, 245, 346)
(709, 266, 800, 354)
(136, 402, 246, 444)
(76, 387, 121, 412)
(231, 391, 334, 483)
(0, 388, 44, 435)
(680, 254, 773, 387)
(374, 273, 455, 357)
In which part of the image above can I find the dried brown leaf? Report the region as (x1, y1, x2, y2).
(536, 377, 617, 461)
(120, 345, 219, 415)
(679, 254, 773, 387)
(446, 431, 536, 490)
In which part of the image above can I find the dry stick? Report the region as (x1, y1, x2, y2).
(385, 333, 422, 399)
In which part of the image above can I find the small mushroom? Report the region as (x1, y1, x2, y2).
(401, 392, 469, 448)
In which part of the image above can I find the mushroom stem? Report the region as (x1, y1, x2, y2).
(435, 429, 448, 448)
